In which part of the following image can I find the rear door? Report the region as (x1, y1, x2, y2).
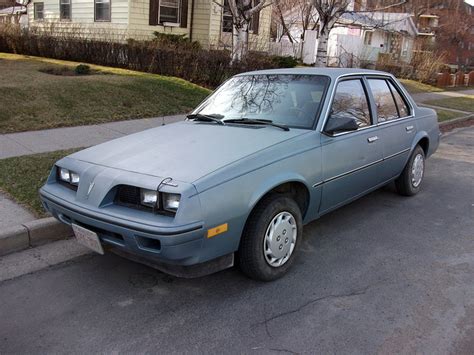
(366, 77, 416, 181)
(319, 78, 383, 214)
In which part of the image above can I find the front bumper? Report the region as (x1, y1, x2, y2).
(41, 190, 209, 267)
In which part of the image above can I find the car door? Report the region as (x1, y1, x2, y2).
(366, 77, 416, 181)
(319, 78, 384, 214)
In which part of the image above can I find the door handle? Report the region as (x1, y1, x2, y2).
(406, 125, 414, 132)
(367, 136, 379, 143)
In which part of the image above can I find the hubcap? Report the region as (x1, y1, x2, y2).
(263, 211, 297, 268)
(411, 153, 424, 188)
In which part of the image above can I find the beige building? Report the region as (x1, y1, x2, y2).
(27, 0, 272, 50)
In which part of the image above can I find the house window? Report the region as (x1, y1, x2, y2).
(149, 0, 188, 27)
(222, 0, 233, 33)
(159, 0, 180, 24)
(34, 2, 44, 20)
(95, 0, 110, 22)
(60, 0, 71, 20)
(364, 31, 373, 45)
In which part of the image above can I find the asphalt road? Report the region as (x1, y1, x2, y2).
(1, 127, 473, 354)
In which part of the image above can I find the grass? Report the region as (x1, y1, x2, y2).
(424, 96, 474, 112)
(436, 109, 464, 122)
(0, 53, 211, 134)
(399, 79, 442, 94)
(0, 149, 79, 217)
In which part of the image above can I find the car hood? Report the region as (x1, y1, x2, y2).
(69, 121, 308, 183)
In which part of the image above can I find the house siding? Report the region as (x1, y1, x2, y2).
(28, 0, 129, 38)
(191, 0, 212, 47)
(26, 0, 272, 49)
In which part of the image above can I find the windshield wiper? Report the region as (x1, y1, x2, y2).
(223, 118, 290, 131)
(187, 113, 225, 125)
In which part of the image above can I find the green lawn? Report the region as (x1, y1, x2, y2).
(0, 53, 210, 134)
(399, 79, 442, 94)
(424, 96, 474, 112)
(436, 109, 464, 122)
(0, 149, 79, 217)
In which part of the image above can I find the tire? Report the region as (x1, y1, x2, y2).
(238, 194, 303, 281)
(395, 145, 426, 196)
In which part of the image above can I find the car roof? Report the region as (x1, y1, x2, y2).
(236, 67, 392, 79)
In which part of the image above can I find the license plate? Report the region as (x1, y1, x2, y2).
(72, 224, 104, 255)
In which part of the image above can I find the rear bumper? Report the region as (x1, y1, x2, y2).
(40, 191, 210, 268)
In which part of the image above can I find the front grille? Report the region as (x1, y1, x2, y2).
(115, 185, 152, 211)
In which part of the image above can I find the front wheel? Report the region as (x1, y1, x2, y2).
(395, 145, 426, 196)
(238, 194, 302, 281)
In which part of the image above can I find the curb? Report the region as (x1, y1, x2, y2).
(0, 217, 73, 257)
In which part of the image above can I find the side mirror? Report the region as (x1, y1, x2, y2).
(325, 115, 359, 135)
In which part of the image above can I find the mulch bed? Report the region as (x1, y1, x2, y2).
(440, 117, 474, 133)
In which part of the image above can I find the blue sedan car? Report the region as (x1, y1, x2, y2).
(40, 68, 440, 281)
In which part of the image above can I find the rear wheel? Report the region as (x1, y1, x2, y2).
(395, 145, 425, 196)
(238, 194, 302, 281)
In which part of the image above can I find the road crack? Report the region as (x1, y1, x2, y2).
(257, 279, 387, 337)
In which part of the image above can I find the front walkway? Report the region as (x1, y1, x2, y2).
(0, 115, 184, 160)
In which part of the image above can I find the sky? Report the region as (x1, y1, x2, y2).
(466, 0, 474, 5)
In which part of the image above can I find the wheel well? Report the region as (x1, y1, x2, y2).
(253, 182, 310, 219)
(418, 137, 429, 155)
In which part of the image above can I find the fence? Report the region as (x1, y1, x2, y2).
(436, 71, 474, 88)
(269, 41, 302, 59)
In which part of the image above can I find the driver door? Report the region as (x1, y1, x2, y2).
(319, 78, 384, 214)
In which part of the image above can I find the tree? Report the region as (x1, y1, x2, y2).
(273, 0, 318, 44)
(220, 0, 271, 62)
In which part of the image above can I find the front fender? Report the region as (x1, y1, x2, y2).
(247, 172, 309, 212)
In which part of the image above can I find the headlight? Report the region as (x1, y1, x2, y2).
(163, 193, 180, 212)
(140, 189, 159, 208)
(58, 167, 80, 186)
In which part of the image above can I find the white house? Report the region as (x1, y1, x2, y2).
(24, 0, 273, 50)
(274, 6, 418, 66)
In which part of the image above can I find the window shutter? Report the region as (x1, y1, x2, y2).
(149, 0, 159, 26)
(251, 10, 260, 34)
(180, 0, 188, 28)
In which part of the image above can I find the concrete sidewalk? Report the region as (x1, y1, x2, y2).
(411, 89, 474, 103)
(0, 192, 35, 229)
(0, 114, 185, 160)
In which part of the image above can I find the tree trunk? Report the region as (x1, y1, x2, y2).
(315, 27, 329, 67)
(232, 23, 249, 63)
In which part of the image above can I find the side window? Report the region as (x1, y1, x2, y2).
(388, 81, 410, 117)
(329, 79, 371, 129)
(367, 79, 399, 122)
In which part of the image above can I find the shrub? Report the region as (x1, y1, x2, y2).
(271, 55, 299, 68)
(0, 25, 296, 88)
(410, 51, 447, 84)
(75, 64, 90, 75)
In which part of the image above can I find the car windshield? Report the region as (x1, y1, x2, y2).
(194, 74, 330, 129)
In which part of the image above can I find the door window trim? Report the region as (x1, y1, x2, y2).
(322, 75, 375, 137)
(319, 73, 416, 135)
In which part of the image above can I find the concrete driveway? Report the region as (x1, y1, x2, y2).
(1, 127, 473, 354)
